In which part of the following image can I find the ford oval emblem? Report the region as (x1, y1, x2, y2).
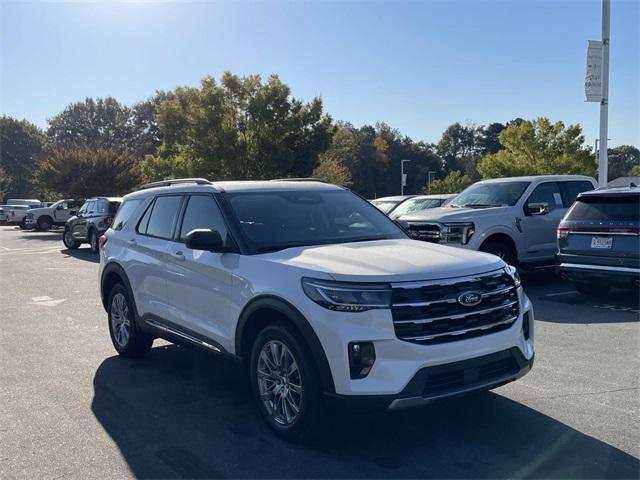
(458, 291, 482, 307)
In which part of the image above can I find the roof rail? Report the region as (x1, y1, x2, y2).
(269, 177, 326, 183)
(140, 178, 213, 190)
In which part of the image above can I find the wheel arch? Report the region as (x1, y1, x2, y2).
(235, 296, 336, 394)
(480, 232, 519, 262)
(100, 262, 138, 318)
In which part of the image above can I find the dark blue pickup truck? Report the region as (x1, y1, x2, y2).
(557, 185, 639, 296)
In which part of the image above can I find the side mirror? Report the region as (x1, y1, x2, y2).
(525, 202, 549, 216)
(185, 229, 226, 252)
(69, 210, 77, 216)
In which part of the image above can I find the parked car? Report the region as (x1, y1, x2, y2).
(370, 195, 415, 214)
(399, 175, 597, 268)
(24, 199, 81, 231)
(390, 193, 458, 219)
(557, 185, 639, 295)
(0, 205, 32, 226)
(63, 197, 122, 252)
(6, 198, 42, 208)
(99, 178, 533, 439)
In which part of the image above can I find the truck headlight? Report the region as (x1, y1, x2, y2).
(26, 212, 34, 219)
(302, 278, 392, 312)
(441, 222, 475, 245)
(504, 265, 521, 288)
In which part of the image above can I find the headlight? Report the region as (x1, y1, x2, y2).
(441, 222, 475, 244)
(302, 278, 392, 312)
(504, 265, 521, 288)
(26, 212, 34, 218)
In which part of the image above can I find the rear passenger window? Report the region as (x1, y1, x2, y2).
(112, 199, 141, 231)
(526, 182, 564, 212)
(144, 196, 183, 239)
(179, 195, 228, 241)
(562, 181, 595, 207)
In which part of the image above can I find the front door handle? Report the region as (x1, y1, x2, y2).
(127, 238, 137, 247)
(172, 251, 185, 261)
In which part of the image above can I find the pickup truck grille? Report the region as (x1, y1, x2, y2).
(406, 223, 441, 242)
(391, 270, 519, 345)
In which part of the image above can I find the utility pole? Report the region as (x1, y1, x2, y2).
(427, 171, 437, 194)
(401, 159, 411, 195)
(598, 0, 610, 187)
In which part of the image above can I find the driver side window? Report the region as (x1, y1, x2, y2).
(78, 201, 89, 215)
(526, 182, 564, 212)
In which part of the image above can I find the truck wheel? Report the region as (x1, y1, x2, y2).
(480, 240, 517, 266)
(574, 282, 611, 297)
(249, 323, 323, 440)
(89, 230, 99, 253)
(108, 284, 153, 358)
(63, 227, 80, 250)
(37, 216, 53, 231)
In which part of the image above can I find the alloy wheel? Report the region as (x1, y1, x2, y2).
(110, 292, 131, 347)
(257, 340, 303, 426)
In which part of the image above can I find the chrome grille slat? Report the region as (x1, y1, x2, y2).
(394, 300, 518, 325)
(391, 269, 519, 345)
(403, 316, 518, 342)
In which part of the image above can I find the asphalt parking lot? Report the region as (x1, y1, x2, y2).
(1, 225, 638, 479)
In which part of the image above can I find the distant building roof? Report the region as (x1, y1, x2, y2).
(607, 177, 640, 188)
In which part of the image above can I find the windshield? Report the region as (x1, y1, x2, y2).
(228, 190, 406, 253)
(371, 200, 400, 214)
(390, 197, 445, 218)
(450, 181, 530, 208)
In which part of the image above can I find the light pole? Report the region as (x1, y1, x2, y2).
(427, 171, 437, 194)
(598, 0, 611, 187)
(401, 159, 411, 195)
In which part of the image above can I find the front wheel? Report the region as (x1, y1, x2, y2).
(249, 323, 323, 440)
(480, 240, 517, 266)
(63, 227, 80, 249)
(37, 217, 52, 231)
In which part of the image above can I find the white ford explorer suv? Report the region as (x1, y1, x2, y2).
(99, 178, 534, 438)
(399, 175, 597, 268)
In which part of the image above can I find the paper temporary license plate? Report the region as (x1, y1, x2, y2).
(590, 236, 613, 249)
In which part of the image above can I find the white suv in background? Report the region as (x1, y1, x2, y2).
(398, 175, 597, 268)
(99, 178, 534, 438)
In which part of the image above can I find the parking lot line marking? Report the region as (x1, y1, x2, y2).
(32, 296, 52, 302)
(544, 291, 575, 297)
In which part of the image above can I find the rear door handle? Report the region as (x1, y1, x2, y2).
(172, 251, 185, 261)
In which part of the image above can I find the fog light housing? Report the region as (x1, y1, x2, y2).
(522, 311, 531, 340)
(349, 342, 376, 379)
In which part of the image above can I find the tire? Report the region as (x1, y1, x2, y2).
(19, 218, 27, 229)
(249, 322, 324, 440)
(89, 229, 99, 253)
(480, 240, 517, 266)
(62, 227, 80, 250)
(574, 282, 611, 297)
(37, 216, 52, 231)
(107, 284, 153, 358)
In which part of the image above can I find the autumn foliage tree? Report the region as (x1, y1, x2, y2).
(32, 147, 142, 199)
(312, 154, 352, 186)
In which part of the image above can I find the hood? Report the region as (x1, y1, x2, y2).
(399, 205, 511, 223)
(257, 238, 505, 283)
(25, 207, 47, 216)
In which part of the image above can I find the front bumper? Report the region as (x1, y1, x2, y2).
(303, 287, 535, 398)
(325, 347, 533, 411)
(24, 217, 36, 227)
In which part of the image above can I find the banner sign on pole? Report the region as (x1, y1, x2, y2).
(585, 40, 603, 102)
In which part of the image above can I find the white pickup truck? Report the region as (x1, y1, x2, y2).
(398, 175, 597, 268)
(24, 199, 80, 231)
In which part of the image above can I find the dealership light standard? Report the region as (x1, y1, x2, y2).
(401, 159, 411, 195)
(427, 171, 437, 194)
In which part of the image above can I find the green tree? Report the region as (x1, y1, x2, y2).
(0, 166, 11, 201)
(424, 170, 473, 194)
(32, 147, 141, 199)
(607, 145, 639, 180)
(477, 118, 596, 178)
(312, 154, 352, 186)
(143, 72, 334, 181)
(0, 116, 46, 198)
(477, 122, 505, 156)
(629, 165, 640, 176)
(437, 123, 480, 176)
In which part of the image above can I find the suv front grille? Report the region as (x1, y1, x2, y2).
(391, 270, 519, 345)
(406, 223, 441, 242)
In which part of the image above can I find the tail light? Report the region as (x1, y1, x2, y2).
(557, 227, 570, 239)
(558, 226, 639, 238)
(99, 234, 107, 250)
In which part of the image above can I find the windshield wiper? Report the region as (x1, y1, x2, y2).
(460, 203, 504, 208)
(256, 242, 315, 253)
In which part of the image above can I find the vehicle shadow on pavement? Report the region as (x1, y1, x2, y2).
(18, 232, 64, 242)
(60, 248, 99, 263)
(92, 344, 639, 479)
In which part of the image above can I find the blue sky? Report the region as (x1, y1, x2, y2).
(1, 0, 638, 147)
